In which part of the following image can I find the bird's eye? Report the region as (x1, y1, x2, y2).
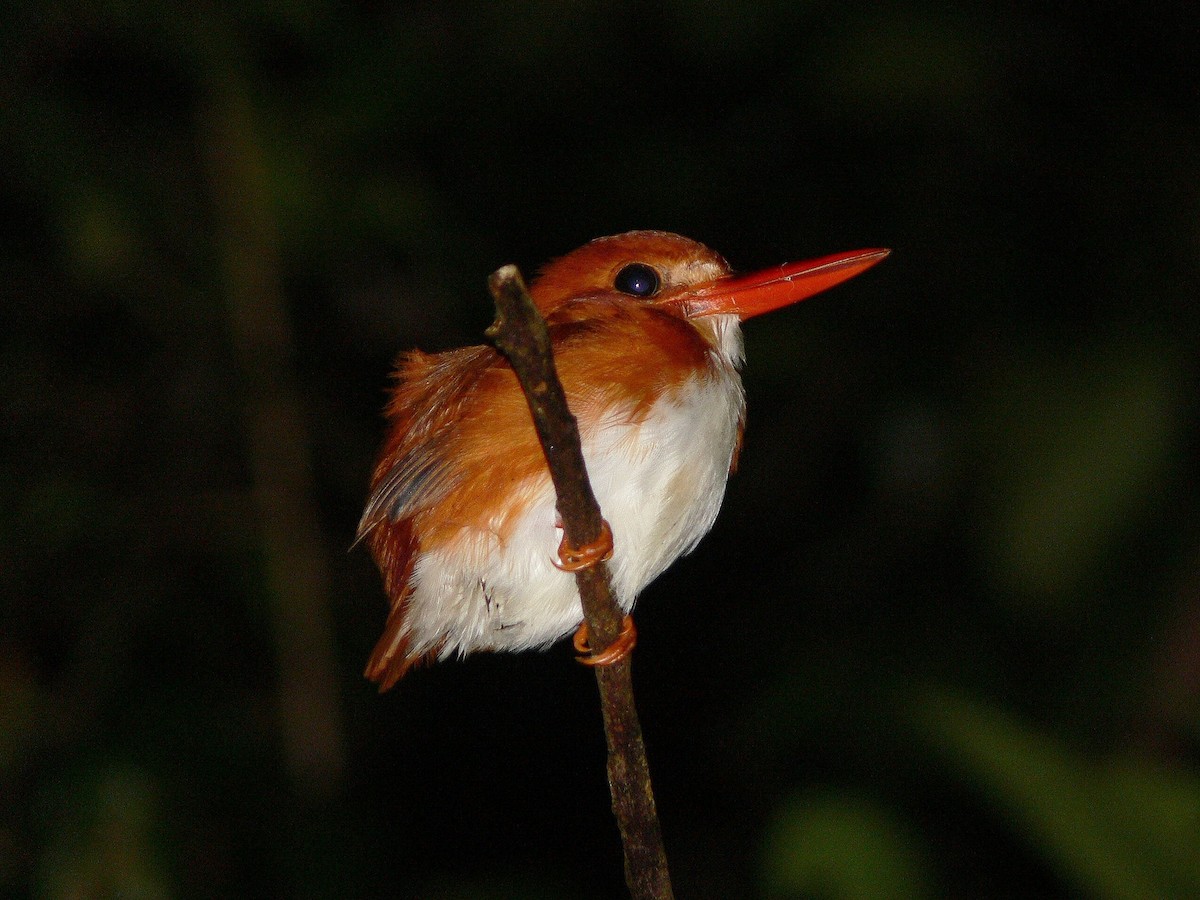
(614, 263, 661, 298)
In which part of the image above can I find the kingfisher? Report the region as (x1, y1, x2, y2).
(359, 231, 888, 689)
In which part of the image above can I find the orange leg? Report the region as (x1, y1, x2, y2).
(573, 615, 637, 667)
(554, 518, 614, 572)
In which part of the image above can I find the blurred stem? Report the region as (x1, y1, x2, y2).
(199, 67, 344, 798)
(1134, 547, 1200, 756)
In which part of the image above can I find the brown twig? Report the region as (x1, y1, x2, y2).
(486, 265, 674, 900)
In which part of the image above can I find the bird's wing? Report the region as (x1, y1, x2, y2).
(359, 345, 501, 689)
(357, 345, 497, 540)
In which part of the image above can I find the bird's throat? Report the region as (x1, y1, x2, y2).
(690, 313, 745, 369)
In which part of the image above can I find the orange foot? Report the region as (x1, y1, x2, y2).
(554, 518, 614, 572)
(573, 615, 637, 667)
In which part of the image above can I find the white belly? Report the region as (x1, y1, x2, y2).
(404, 363, 745, 660)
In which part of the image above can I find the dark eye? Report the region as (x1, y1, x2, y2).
(614, 263, 661, 298)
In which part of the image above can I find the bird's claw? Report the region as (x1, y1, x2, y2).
(573, 615, 637, 666)
(554, 519, 613, 572)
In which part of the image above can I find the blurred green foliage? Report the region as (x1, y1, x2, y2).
(2, 1, 1198, 897)
(762, 790, 933, 899)
(917, 687, 1200, 899)
(980, 345, 1185, 611)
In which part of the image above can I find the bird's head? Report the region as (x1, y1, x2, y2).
(529, 230, 889, 361)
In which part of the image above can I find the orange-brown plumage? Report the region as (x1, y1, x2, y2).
(359, 231, 888, 689)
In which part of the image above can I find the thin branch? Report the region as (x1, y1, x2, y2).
(486, 265, 674, 900)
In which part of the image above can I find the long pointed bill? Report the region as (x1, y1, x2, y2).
(661, 248, 890, 320)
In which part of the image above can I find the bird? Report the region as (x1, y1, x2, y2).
(359, 231, 888, 690)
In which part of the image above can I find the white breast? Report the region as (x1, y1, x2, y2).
(403, 319, 746, 660)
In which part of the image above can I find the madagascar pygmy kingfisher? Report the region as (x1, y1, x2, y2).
(360, 231, 888, 689)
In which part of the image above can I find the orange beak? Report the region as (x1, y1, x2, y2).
(660, 248, 890, 320)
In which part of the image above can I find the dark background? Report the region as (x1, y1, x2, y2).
(3, 2, 1199, 897)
